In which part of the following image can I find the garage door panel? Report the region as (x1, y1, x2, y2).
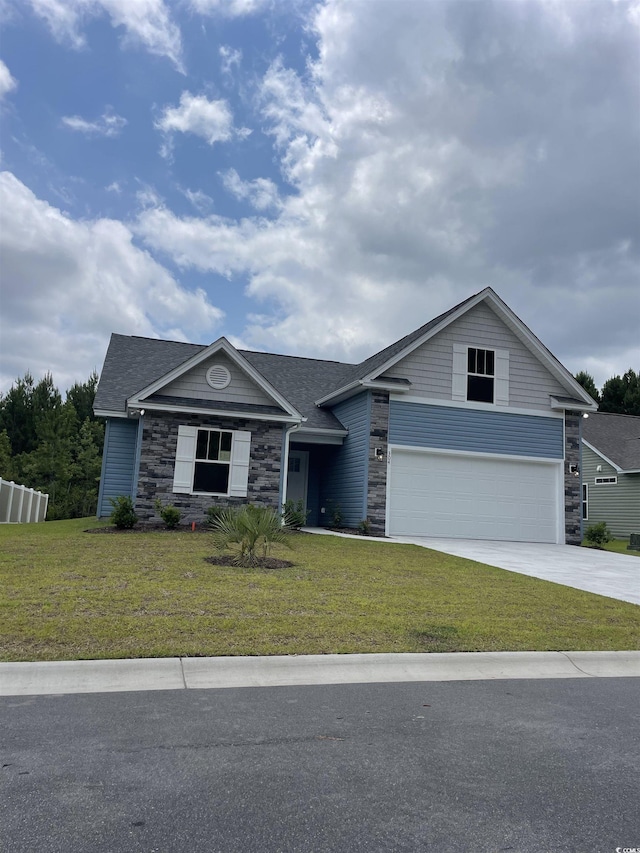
(389, 450, 559, 543)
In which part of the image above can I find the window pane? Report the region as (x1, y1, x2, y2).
(468, 348, 476, 373)
(219, 431, 232, 462)
(477, 349, 485, 374)
(196, 430, 208, 460)
(207, 431, 221, 461)
(467, 375, 494, 403)
(486, 350, 495, 376)
(193, 462, 229, 493)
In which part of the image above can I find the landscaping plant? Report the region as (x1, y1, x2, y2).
(210, 504, 292, 566)
(282, 499, 309, 529)
(584, 521, 613, 548)
(154, 499, 181, 529)
(109, 495, 138, 529)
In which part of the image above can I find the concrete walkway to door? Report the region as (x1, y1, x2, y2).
(394, 537, 640, 606)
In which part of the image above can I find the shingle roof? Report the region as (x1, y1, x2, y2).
(340, 290, 480, 387)
(583, 412, 640, 471)
(93, 333, 355, 430)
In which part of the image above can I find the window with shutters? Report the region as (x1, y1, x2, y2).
(172, 425, 251, 497)
(452, 344, 508, 406)
(467, 347, 495, 403)
(194, 428, 233, 493)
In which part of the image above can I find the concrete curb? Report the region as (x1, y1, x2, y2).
(1, 651, 639, 697)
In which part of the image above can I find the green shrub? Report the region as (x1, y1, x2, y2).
(358, 518, 371, 536)
(210, 504, 292, 566)
(205, 505, 227, 526)
(154, 499, 181, 529)
(585, 521, 613, 548)
(328, 502, 342, 527)
(109, 495, 138, 529)
(282, 499, 309, 529)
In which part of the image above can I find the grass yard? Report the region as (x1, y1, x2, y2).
(1, 518, 639, 662)
(592, 539, 640, 557)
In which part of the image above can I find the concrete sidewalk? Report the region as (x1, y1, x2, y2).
(1, 651, 639, 697)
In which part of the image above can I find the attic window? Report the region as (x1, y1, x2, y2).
(206, 364, 231, 390)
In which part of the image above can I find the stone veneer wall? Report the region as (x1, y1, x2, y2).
(136, 412, 284, 523)
(564, 411, 582, 545)
(366, 391, 390, 535)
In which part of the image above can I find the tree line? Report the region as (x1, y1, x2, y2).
(574, 368, 640, 415)
(0, 372, 104, 520)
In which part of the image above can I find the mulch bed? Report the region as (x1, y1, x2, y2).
(85, 524, 209, 534)
(204, 555, 294, 569)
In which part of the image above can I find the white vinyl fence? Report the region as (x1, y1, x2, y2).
(0, 479, 49, 523)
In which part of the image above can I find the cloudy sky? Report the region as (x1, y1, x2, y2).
(0, 0, 638, 396)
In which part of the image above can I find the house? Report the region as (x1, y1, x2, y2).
(94, 287, 597, 544)
(581, 412, 640, 539)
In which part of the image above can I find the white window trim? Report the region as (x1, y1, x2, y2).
(172, 425, 251, 497)
(452, 344, 509, 407)
(582, 483, 588, 520)
(594, 476, 617, 485)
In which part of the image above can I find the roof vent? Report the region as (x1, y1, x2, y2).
(206, 364, 231, 390)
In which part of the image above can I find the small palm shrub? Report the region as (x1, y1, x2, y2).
(154, 499, 181, 529)
(210, 504, 292, 566)
(109, 495, 138, 529)
(584, 521, 613, 548)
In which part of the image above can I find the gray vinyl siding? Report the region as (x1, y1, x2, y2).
(382, 302, 567, 410)
(321, 393, 370, 526)
(389, 401, 564, 459)
(581, 444, 640, 538)
(161, 352, 275, 407)
(98, 418, 139, 516)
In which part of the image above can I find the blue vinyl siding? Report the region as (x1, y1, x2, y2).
(321, 393, 370, 526)
(97, 418, 139, 516)
(389, 402, 563, 459)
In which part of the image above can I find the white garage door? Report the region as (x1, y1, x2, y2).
(388, 449, 560, 543)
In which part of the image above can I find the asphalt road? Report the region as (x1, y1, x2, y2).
(1, 678, 638, 853)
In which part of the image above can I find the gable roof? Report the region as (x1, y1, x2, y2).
(94, 287, 597, 428)
(93, 333, 354, 430)
(127, 336, 302, 421)
(315, 287, 597, 408)
(582, 412, 640, 473)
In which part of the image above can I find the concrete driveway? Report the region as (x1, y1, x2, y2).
(394, 538, 640, 605)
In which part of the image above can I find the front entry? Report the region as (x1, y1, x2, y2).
(286, 450, 309, 512)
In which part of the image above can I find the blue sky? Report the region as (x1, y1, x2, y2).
(1, 0, 639, 396)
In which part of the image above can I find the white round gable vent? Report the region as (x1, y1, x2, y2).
(206, 364, 231, 390)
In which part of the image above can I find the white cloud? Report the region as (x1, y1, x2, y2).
(219, 44, 242, 76)
(0, 171, 223, 392)
(0, 58, 17, 99)
(28, 0, 183, 70)
(181, 187, 214, 213)
(189, 0, 270, 17)
(134, 0, 640, 386)
(156, 92, 233, 144)
(61, 108, 127, 138)
(220, 168, 281, 211)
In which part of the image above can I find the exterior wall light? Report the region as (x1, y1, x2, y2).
(569, 463, 579, 477)
(374, 447, 385, 462)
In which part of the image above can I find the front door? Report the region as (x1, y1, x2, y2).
(286, 450, 309, 512)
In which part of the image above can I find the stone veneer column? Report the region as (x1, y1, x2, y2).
(366, 391, 390, 535)
(564, 411, 582, 545)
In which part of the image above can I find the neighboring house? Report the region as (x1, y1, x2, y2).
(581, 412, 640, 539)
(94, 287, 597, 544)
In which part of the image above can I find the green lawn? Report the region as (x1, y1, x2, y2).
(592, 539, 640, 557)
(1, 518, 639, 661)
